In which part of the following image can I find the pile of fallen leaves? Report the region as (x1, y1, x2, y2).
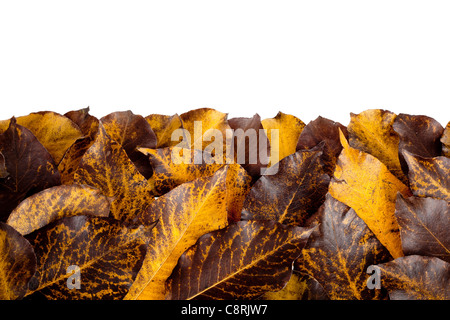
(0, 108, 448, 300)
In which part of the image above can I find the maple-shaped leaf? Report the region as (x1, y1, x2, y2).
(402, 151, 450, 201)
(139, 146, 224, 196)
(58, 107, 100, 184)
(101, 111, 157, 179)
(0, 222, 36, 300)
(166, 220, 314, 300)
(393, 113, 444, 175)
(7, 184, 110, 235)
(441, 121, 450, 157)
(348, 109, 405, 183)
(0, 111, 84, 164)
(395, 194, 450, 263)
(74, 124, 154, 224)
(329, 130, 411, 258)
(296, 116, 348, 175)
(228, 114, 270, 180)
(145, 113, 185, 148)
(295, 194, 392, 300)
(0, 119, 61, 222)
(374, 255, 450, 300)
(241, 149, 330, 226)
(126, 166, 229, 300)
(25, 215, 151, 300)
(261, 112, 305, 166)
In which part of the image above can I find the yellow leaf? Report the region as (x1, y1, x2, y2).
(145, 113, 185, 148)
(329, 130, 411, 258)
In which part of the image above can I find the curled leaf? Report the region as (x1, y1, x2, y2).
(441, 121, 450, 157)
(145, 113, 185, 148)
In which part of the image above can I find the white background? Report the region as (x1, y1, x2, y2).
(0, 0, 449, 127)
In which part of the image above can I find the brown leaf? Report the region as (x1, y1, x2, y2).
(393, 113, 444, 175)
(7, 184, 110, 235)
(101, 111, 157, 179)
(402, 151, 450, 201)
(145, 113, 185, 148)
(374, 255, 450, 300)
(329, 130, 411, 258)
(0, 119, 61, 222)
(241, 149, 330, 226)
(166, 220, 314, 300)
(225, 163, 252, 222)
(25, 215, 150, 300)
(295, 194, 392, 300)
(126, 167, 229, 300)
(441, 121, 450, 157)
(296, 116, 348, 175)
(0, 111, 84, 164)
(74, 124, 154, 223)
(0, 222, 36, 300)
(0, 151, 8, 178)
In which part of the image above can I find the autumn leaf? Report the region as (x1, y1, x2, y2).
(7, 184, 110, 235)
(393, 113, 444, 175)
(295, 194, 392, 300)
(74, 124, 154, 224)
(25, 215, 151, 300)
(329, 130, 411, 258)
(101, 111, 157, 179)
(0, 152, 8, 178)
(395, 194, 450, 262)
(0, 222, 36, 300)
(241, 149, 330, 226)
(145, 113, 185, 148)
(126, 166, 229, 300)
(224, 163, 252, 222)
(58, 107, 100, 184)
(374, 255, 450, 300)
(296, 116, 348, 175)
(0, 111, 84, 164)
(166, 220, 314, 300)
(441, 121, 450, 157)
(0, 118, 61, 222)
(402, 151, 450, 201)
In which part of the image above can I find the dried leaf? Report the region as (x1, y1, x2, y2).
(374, 255, 450, 300)
(402, 151, 450, 201)
(241, 149, 330, 226)
(7, 184, 110, 235)
(0, 111, 84, 164)
(74, 124, 154, 223)
(395, 194, 450, 263)
(261, 112, 305, 165)
(393, 113, 444, 175)
(0, 119, 61, 222)
(101, 111, 157, 179)
(0, 222, 36, 300)
(225, 163, 252, 222)
(145, 113, 185, 148)
(25, 215, 150, 300)
(295, 194, 392, 300)
(442, 121, 450, 157)
(0, 152, 8, 178)
(166, 220, 314, 300)
(329, 130, 411, 258)
(126, 167, 229, 300)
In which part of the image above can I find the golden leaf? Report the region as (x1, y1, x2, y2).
(145, 113, 185, 148)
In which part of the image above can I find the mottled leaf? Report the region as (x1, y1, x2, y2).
(296, 116, 348, 175)
(101, 111, 157, 179)
(442, 121, 450, 157)
(126, 167, 229, 300)
(0, 119, 61, 222)
(393, 113, 444, 175)
(0, 222, 36, 300)
(402, 151, 450, 201)
(241, 149, 330, 226)
(0, 111, 84, 164)
(261, 112, 305, 165)
(145, 113, 185, 148)
(374, 255, 450, 300)
(25, 215, 150, 300)
(295, 194, 392, 300)
(7, 184, 110, 235)
(329, 130, 411, 258)
(395, 194, 450, 262)
(166, 220, 314, 300)
(225, 163, 252, 222)
(74, 124, 154, 223)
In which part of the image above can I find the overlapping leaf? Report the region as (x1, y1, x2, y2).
(442, 121, 450, 157)
(145, 113, 185, 148)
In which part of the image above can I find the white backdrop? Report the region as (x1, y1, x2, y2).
(1, 0, 449, 127)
